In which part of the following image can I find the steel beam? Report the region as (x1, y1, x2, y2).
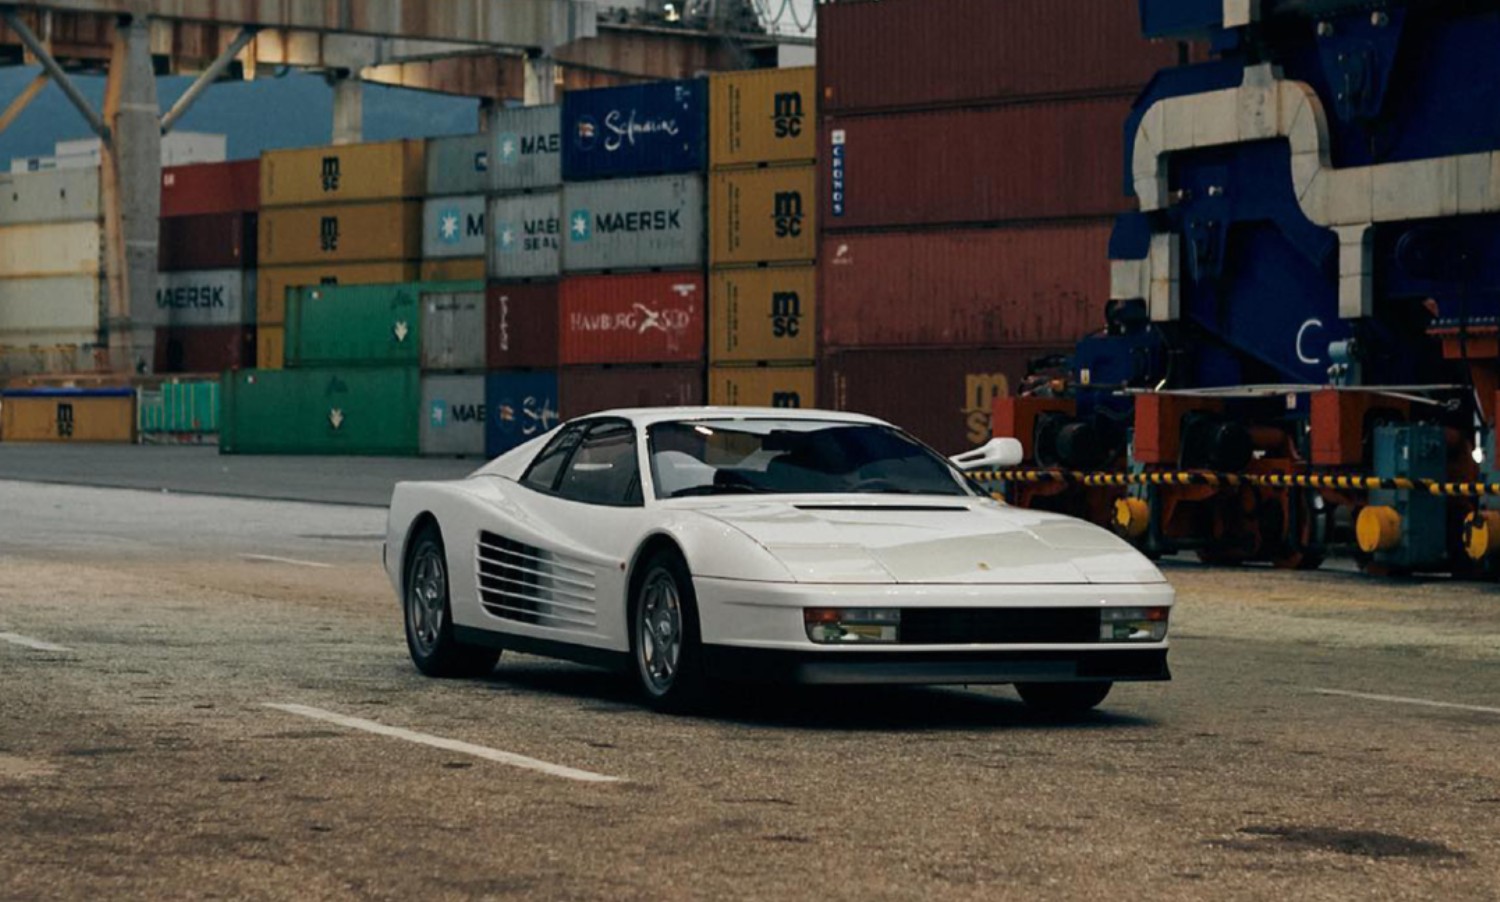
(160, 25, 257, 133)
(0, 71, 49, 135)
(0, 5, 109, 139)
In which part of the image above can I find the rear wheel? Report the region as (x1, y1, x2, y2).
(630, 551, 710, 713)
(1015, 681, 1112, 716)
(404, 523, 499, 678)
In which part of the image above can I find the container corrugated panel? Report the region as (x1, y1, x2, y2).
(0, 169, 100, 225)
(162, 159, 260, 217)
(421, 374, 487, 456)
(425, 134, 492, 197)
(157, 269, 257, 327)
(488, 192, 562, 280)
(258, 201, 421, 266)
(422, 195, 487, 259)
(490, 105, 563, 192)
(159, 213, 257, 271)
(561, 80, 707, 181)
(153, 325, 256, 373)
(0, 387, 135, 443)
(710, 266, 815, 364)
(257, 262, 420, 325)
(486, 370, 561, 457)
(260, 140, 425, 207)
(820, 346, 1070, 454)
(220, 367, 420, 456)
(257, 326, 284, 370)
(707, 364, 816, 408)
(420, 258, 485, 283)
(818, 0, 1178, 115)
(710, 166, 815, 266)
(283, 282, 424, 369)
(138, 380, 219, 435)
(0, 276, 102, 345)
(560, 273, 705, 365)
(0, 345, 100, 380)
(823, 97, 1137, 230)
(561, 175, 704, 273)
(558, 365, 705, 419)
(819, 222, 1111, 348)
(486, 281, 560, 369)
(0, 222, 101, 277)
(710, 67, 816, 169)
(420, 290, 486, 371)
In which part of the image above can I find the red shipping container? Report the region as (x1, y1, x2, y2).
(159, 213, 257, 272)
(819, 221, 1111, 349)
(486, 282, 561, 369)
(818, 0, 1179, 115)
(153, 326, 256, 374)
(820, 346, 1069, 455)
(161, 160, 261, 218)
(822, 97, 1136, 230)
(559, 273, 706, 366)
(559, 365, 705, 419)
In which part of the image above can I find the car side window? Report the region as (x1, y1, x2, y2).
(520, 425, 586, 493)
(556, 422, 642, 507)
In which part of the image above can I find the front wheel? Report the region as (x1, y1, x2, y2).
(630, 551, 710, 713)
(404, 524, 499, 678)
(1015, 681, 1112, 717)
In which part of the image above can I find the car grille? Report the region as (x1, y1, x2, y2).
(898, 608, 1099, 645)
(475, 531, 597, 630)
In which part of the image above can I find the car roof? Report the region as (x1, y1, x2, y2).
(578, 406, 891, 428)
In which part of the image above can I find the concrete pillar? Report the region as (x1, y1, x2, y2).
(523, 55, 557, 107)
(331, 76, 364, 145)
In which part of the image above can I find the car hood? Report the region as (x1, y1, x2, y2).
(681, 496, 1164, 585)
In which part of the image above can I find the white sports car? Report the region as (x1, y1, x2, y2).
(385, 408, 1173, 714)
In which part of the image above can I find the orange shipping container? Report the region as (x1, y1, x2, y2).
(708, 365, 816, 409)
(260, 140, 425, 207)
(420, 257, 485, 283)
(710, 166, 816, 266)
(256, 325, 284, 369)
(709, 266, 815, 364)
(0, 388, 135, 442)
(710, 67, 816, 169)
(257, 262, 420, 324)
(259, 201, 421, 267)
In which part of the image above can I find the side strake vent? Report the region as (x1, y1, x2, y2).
(475, 531, 597, 630)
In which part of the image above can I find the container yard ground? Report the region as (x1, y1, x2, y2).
(2, 479, 1498, 900)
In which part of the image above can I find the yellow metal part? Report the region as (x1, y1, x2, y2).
(1356, 506, 1403, 554)
(1113, 497, 1150, 540)
(1462, 511, 1500, 561)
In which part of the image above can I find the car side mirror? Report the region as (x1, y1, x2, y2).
(950, 437, 1024, 471)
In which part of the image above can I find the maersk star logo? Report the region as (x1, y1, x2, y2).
(498, 133, 519, 164)
(430, 400, 447, 428)
(498, 225, 516, 253)
(570, 209, 592, 242)
(438, 209, 462, 245)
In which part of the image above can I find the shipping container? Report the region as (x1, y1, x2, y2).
(710, 166, 816, 266)
(284, 280, 482, 369)
(710, 266, 816, 363)
(158, 213, 257, 271)
(420, 258, 485, 283)
(710, 67, 816, 169)
(161, 159, 260, 217)
(486, 281, 560, 369)
(562, 80, 707, 181)
(138, 379, 219, 437)
(153, 325, 255, 373)
(489, 105, 562, 193)
(0, 387, 135, 443)
(557, 365, 704, 419)
(486, 370, 561, 457)
(818, 0, 1179, 115)
(558, 272, 705, 365)
(823, 97, 1136, 230)
(820, 346, 1070, 454)
(257, 262, 420, 324)
(420, 290, 486, 371)
(421, 374, 487, 456)
(0, 276, 102, 345)
(421, 195, 487, 259)
(487, 192, 562, 279)
(260, 140, 425, 207)
(561, 175, 704, 273)
(819, 222, 1111, 348)
(220, 367, 420, 455)
(0, 345, 99, 380)
(256, 325, 284, 370)
(425, 133, 493, 198)
(707, 364, 816, 409)
(258, 201, 421, 266)
(0, 168, 100, 225)
(0, 221, 100, 277)
(156, 269, 257, 327)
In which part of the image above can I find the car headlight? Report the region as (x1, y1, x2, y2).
(805, 608, 900, 644)
(1100, 607, 1169, 642)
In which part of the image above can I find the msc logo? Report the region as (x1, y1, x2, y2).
(772, 91, 804, 139)
(569, 209, 592, 242)
(320, 216, 340, 252)
(769, 291, 801, 338)
(964, 372, 1011, 445)
(55, 402, 74, 438)
(321, 156, 341, 192)
(438, 209, 485, 245)
(772, 191, 804, 238)
(771, 391, 802, 409)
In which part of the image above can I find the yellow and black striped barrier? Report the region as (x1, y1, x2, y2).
(971, 469, 1500, 498)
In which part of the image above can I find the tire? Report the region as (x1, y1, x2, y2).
(404, 523, 500, 678)
(1015, 681, 1113, 717)
(629, 550, 710, 713)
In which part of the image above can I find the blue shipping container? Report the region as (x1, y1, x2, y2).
(485, 371, 561, 457)
(561, 80, 707, 181)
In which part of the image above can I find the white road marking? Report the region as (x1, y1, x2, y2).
(238, 553, 334, 569)
(0, 632, 71, 652)
(1313, 688, 1500, 717)
(262, 703, 622, 784)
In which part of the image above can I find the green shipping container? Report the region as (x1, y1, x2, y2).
(283, 280, 483, 368)
(139, 380, 220, 435)
(220, 367, 420, 456)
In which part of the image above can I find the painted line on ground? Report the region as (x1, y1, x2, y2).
(262, 703, 622, 784)
(238, 553, 334, 569)
(0, 632, 71, 652)
(1312, 688, 1500, 717)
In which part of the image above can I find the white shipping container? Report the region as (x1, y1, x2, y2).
(0, 169, 101, 226)
(421, 374, 488, 456)
(0, 221, 102, 278)
(156, 269, 257, 327)
(422, 196, 487, 259)
(561, 175, 705, 273)
(0, 276, 102, 345)
(488, 192, 562, 280)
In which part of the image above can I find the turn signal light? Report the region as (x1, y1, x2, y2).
(804, 608, 900, 644)
(1100, 607, 1169, 642)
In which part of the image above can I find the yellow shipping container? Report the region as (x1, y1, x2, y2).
(710, 67, 816, 169)
(710, 266, 816, 364)
(0, 222, 101, 278)
(710, 167, 816, 266)
(1, 389, 135, 442)
(259, 201, 421, 267)
(257, 262, 420, 324)
(256, 325, 285, 370)
(420, 257, 486, 283)
(260, 140, 426, 207)
(708, 364, 816, 409)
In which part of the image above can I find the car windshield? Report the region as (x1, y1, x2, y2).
(647, 419, 973, 499)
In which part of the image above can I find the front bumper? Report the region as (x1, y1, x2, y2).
(704, 645, 1170, 685)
